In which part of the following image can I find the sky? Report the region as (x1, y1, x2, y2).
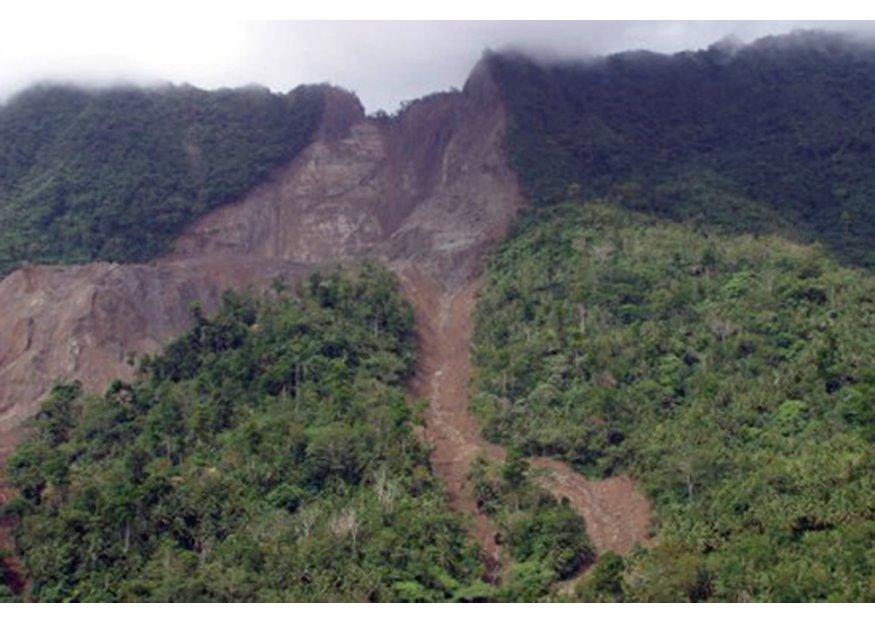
(2, 21, 875, 112)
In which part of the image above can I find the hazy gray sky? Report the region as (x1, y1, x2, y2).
(2, 21, 874, 111)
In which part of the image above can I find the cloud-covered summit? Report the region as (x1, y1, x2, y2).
(3, 21, 875, 112)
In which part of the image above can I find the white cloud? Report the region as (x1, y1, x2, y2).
(2, 21, 874, 111)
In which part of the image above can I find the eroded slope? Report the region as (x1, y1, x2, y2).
(0, 63, 652, 591)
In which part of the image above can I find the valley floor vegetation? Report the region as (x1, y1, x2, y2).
(4, 207, 873, 602)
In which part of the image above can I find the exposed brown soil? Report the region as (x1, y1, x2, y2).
(0, 60, 652, 593)
(400, 268, 505, 575)
(399, 266, 652, 583)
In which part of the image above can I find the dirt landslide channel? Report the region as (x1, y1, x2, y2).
(399, 267, 653, 586)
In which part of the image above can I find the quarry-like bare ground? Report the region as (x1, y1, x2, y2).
(0, 62, 652, 593)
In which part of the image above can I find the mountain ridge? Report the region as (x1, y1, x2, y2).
(485, 30, 875, 268)
(1, 31, 874, 600)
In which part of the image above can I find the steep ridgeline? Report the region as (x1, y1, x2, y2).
(0, 83, 324, 276)
(486, 31, 875, 269)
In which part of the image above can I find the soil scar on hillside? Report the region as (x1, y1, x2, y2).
(399, 266, 653, 583)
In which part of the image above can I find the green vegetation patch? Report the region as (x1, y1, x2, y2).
(0, 83, 324, 276)
(468, 449, 594, 601)
(472, 202, 875, 601)
(487, 33, 875, 268)
(5, 265, 485, 602)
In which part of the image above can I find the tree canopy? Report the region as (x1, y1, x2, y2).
(5, 266, 490, 602)
(487, 32, 875, 269)
(472, 202, 875, 601)
(0, 83, 324, 275)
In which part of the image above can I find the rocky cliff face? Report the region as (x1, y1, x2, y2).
(0, 60, 523, 434)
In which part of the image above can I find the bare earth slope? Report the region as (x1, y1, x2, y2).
(0, 63, 651, 590)
(400, 270, 652, 576)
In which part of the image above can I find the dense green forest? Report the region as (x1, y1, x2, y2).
(472, 202, 874, 601)
(486, 32, 875, 269)
(3, 267, 491, 602)
(0, 83, 324, 276)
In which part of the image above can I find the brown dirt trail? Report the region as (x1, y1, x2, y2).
(398, 266, 652, 582)
(400, 270, 505, 573)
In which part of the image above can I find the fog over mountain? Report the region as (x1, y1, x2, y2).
(3, 20, 875, 111)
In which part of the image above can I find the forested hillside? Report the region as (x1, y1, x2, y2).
(2, 31, 874, 604)
(0, 83, 324, 275)
(472, 202, 874, 601)
(486, 32, 875, 268)
(3, 267, 491, 601)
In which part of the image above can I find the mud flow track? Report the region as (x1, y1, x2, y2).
(399, 268, 652, 582)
